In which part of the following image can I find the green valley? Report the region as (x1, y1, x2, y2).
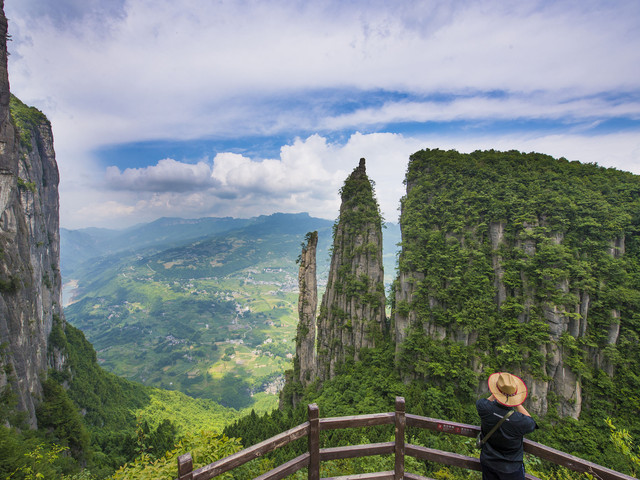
(63, 214, 332, 409)
(63, 213, 401, 409)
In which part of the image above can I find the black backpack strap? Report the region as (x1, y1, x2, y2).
(479, 409, 514, 446)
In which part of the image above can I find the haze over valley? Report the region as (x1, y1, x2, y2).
(61, 213, 401, 410)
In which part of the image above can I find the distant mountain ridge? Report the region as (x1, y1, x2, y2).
(61, 216, 253, 276)
(62, 213, 401, 285)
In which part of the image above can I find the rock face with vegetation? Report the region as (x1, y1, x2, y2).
(394, 149, 640, 419)
(294, 231, 318, 387)
(315, 159, 387, 381)
(0, 5, 65, 428)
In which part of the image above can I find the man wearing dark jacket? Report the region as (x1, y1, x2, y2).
(476, 372, 537, 480)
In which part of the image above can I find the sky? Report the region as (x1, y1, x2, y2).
(5, 0, 640, 230)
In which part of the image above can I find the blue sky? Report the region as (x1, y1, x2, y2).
(6, 0, 640, 229)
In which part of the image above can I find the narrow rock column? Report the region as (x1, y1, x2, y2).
(295, 231, 318, 386)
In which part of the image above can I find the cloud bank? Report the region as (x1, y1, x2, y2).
(64, 130, 639, 228)
(5, 0, 640, 228)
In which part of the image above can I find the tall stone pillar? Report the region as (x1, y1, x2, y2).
(296, 231, 318, 386)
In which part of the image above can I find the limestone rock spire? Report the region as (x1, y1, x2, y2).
(316, 158, 387, 381)
(294, 231, 318, 386)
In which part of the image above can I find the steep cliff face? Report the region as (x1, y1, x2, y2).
(394, 149, 640, 419)
(0, 5, 65, 427)
(315, 159, 387, 381)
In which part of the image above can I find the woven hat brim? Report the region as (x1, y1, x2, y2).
(488, 372, 528, 407)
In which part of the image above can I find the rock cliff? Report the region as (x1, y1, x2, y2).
(394, 149, 640, 419)
(288, 150, 640, 420)
(0, 3, 65, 428)
(315, 159, 387, 381)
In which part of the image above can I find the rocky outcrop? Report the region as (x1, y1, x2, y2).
(315, 159, 387, 381)
(393, 270, 423, 347)
(393, 148, 640, 419)
(295, 231, 317, 386)
(0, 3, 65, 428)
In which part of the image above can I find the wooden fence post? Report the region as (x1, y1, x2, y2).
(177, 453, 193, 480)
(308, 404, 320, 480)
(395, 397, 405, 480)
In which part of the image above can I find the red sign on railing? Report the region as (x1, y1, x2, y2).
(436, 423, 475, 436)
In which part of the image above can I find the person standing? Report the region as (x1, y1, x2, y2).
(476, 372, 538, 480)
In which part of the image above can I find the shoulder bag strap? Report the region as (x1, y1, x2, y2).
(480, 408, 514, 446)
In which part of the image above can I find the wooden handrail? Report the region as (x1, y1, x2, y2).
(406, 413, 478, 437)
(178, 422, 310, 480)
(319, 412, 395, 430)
(177, 397, 636, 480)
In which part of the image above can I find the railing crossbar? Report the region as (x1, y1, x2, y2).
(406, 414, 478, 438)
(319, 412, 395, 430)
(320, 441, 395, 461)
(254, 453, 310, 480)
(522, 440, 629, 480)
(405, 444, 480, 471)
(321, 471, 395, 480)
(403, 474, 434, 480)
(181, 422, 310, 480)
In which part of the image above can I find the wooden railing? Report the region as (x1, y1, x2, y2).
(176, 397, 635, 480)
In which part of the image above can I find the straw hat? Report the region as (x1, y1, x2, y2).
(488, 372, 528, 407)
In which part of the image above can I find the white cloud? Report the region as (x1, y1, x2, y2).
(7, 0, 640, 146)
(74, 200, 136, 223)
(55, 131, 640, 229)
(323, 96, 640, 130)
(5, 0, 640, 229)
(213, 135, 347, 190)
(105, 158, 214, 192)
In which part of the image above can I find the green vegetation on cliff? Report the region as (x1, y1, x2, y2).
(9, 93, 49, 151)
(337, 158, 384, 232)
(314, 159, 388, 382)
(397, 149, 640, 420)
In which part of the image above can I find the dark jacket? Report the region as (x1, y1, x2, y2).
(476, 398, 537, 473)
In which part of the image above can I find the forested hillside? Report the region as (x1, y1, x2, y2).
(395, 149, 640, 424)
(2, 318, 250, 479)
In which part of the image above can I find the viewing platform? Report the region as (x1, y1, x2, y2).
(176, 397, 634, 480)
